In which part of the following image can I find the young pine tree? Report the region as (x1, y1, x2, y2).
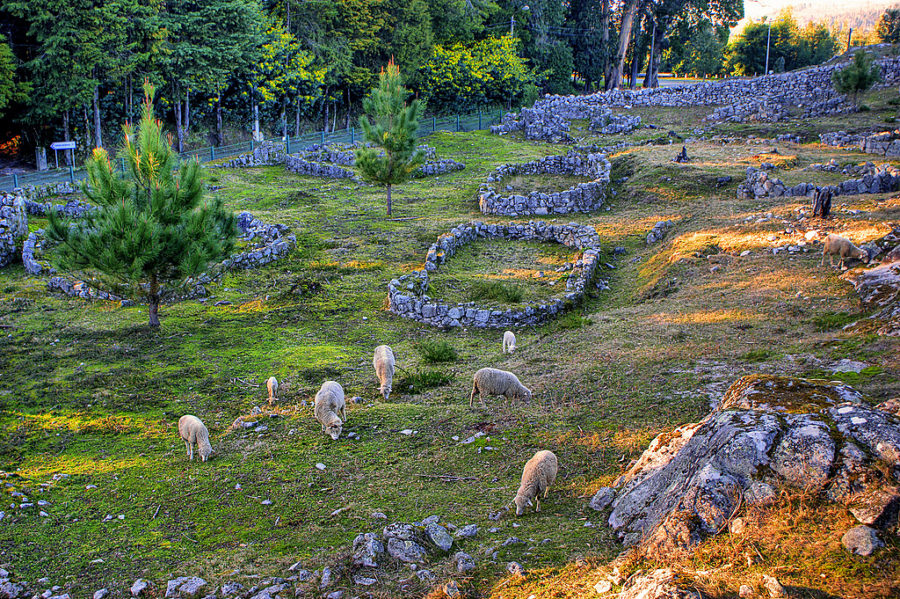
(832, 50, 882, 110)
(46, 81, 237, 327)
(355, 60, 425, 216)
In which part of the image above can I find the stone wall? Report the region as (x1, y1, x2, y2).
(216, 141, 286, 168)
(737, 164, 900, 199)
(283, 155, 357, 179)
(589, 109, 642, 134)
(477, 152, 611, 216)
(387, 220, 604, 328)
(820, 129, 900, 157)
(24, 198, 96, 218)
(0, 194, 27, 268)
(490, 110, 573, 143)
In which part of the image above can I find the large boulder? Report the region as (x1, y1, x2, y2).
(843, 262, 900, 336)
(604, 375, 900, 557)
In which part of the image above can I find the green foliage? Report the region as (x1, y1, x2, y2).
(741, 348, 779, 362)
(417, 36, 537, 111)
(810, 312, 860, 332)
(45, 82, 237, 327)
(250, 23, 324, 111)
(467, 280, 525, 304)
(415, 339, 458, 363)
(876, 8, 900, 43)
(664, 19, 730, 77)
(355, 60, 425, 215)
(0, 35, 29, 118)
(725, 12, 837, 75)
(832, 51, 882, 109)
(394, 368, 453, 394)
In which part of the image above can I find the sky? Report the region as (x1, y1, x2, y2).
(735, 0, 899, 31)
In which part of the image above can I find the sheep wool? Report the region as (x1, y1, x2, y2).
(373, 345, 395, 401)
(469, 367, 532, 408)
(315, 380, 347, 440)
(821, 234, 870, 269)
(178, 415, 213, 462)
(266, 376, 279, 404)
(514, 450, 558, 516)
(502, 331, 516, 354)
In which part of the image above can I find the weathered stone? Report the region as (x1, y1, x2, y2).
(424, 523, 453, 551)
(454, 551, 476, 573)
(842, 525, 884, 556)
(616, 569, 696, 599)
(130, 580, 151, 597)
(588, 487, 614, 511)
(165, 577, 207, 598)
(506, 562, 525, 577)
(386, 538, 427, 563)
(454, 524, 478, 538)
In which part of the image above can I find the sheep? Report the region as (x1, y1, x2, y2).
(178, 415, 213, 462)
(513, 450, 558, 516)
(821, 234, 870, 269)
(373, 345, 395, 401)
(469, 367, 532, 408)
(315, 381, 347, 440)
(502, 331, 516, 354)
(266, 376, 279, 404)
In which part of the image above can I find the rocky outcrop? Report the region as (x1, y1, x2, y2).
(592, 375, 900, 558)
(843, 261, 900, 336)
(388, 221, 605, 328)
(0, 193, 27, 268)
(478, 151, 611, 216)
(821, 129, 900, 158)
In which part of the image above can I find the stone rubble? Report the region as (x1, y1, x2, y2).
(737, 163, 900, 200)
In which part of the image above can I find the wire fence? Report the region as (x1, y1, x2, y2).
(0, 109, 506, 193)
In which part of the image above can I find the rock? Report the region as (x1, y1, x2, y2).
(647, 220, 674, 245)
(501, 537, 524, 546)
(738, 584, 755, 598)
(589, 487, 614, 511)
(386, 538, 427, 563)
(383, 522, 416, 540)
(454, 551, 476, 573)
(352, 532, 385, 568)
(616, 569, 696, 599)
(729, 517, 746, 535)
(415, 570, 435, 582)
(443, 580, 461, 598)
(220, 582, 245, 597)
(319, 567, 333, 589)
(761, 574, 785, 598)
(353, 575, 376, 586)
(425, 523, 453, 551)
(165, 577, 207, 598)
(593, 580, 612, 594)
(325, 592, 343, 599)
(606, 374, 900, 557)
(130, 580, 151, 597)
(506, 562, 525, 577)
(0, 581, 24, 599)
(454, 524, 478, 539)
(842, 525, 884, 556)
(842, 262, 900, 336)
(93, 590, 109, 599)
(422, 515, 440, 525)
(848, 487, 900, 526)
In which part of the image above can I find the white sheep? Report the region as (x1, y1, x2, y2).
(821, 234, 870, 269)
(315, 381, 347, 440)
(178, 415, 213, 462)
(469, 367, 532, 408)
(266, 376, 279, 404)
(513, 450, 558, 516)
(373, 345, 395, 401)
(502, 331, 516, 354)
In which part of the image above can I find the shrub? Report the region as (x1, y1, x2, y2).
(416, 339, 458, 363)
(395, 369, 452, 394)
(468, 280, 524, 304)
(832, 50, 882, 109)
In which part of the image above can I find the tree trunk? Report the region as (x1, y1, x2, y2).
(610, 0, 640, 90)
(286, 0, 291, 32)
(601, 0, 611, 89)
(215, 87, 224, 146)
(148, 273, 161, 327)
(83, 104, 92, 156)
(92, 84, 103, 149)
(184, 89, 191, 134)
(643, 18, 665, 89)
(295, 97, 301, 137)
(63, 111, 72, 166)
(324, 99, 329, 133)
(174, 86, 184, 153)
(386, 183, 392, 216)
(281, 102, 288, 141)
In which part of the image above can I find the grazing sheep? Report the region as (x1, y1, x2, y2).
(373, 345, 395, 401)
(502, 331, 516, 354)
(469, 368, 532, 408)
(178, 415, 213, 462)
(315, 381, 347, 440)
(513, 450, 558, 516)
(821, 234, 870, 269)
(266, 376, 279, 404)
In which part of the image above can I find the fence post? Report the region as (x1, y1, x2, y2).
(320, 131, 325, 145)
(456, 114, 460, 132)
(12, 174, 18, 188)
(350, 127, 355, 145)
(210, 147, 215, 161)
(478, 110, 482, 129)
(432, 116, 436, 132)
(286, 135, 291, 154)
(68, 166, 75, 184)
(250, 138, 255, 152)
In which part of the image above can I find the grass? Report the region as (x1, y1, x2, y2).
(468, 279, 525, 303)
(1, 101, 899, 599)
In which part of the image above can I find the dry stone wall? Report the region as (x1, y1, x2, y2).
(820, 129, 900, 157)
(0, 194, 27, 268)
(387, 221, 604, 328)
(478, 151, 611, 216)
(738, 164, 900, 199)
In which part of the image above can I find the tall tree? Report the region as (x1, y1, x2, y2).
(0, 34, 29, 119)
(45, 82, 237, 328)
(568, 0, 608, 91)
(832, 49, 882, 109)
(876, 8, 900, 43)
(607, 0, 639, 89)
(355, 60, 425, 217)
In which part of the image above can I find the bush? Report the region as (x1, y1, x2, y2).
(394, 369, 452, 394)
(416, 339, 458, 363)
(832, 50, 882, 109)
(468, 280, 524, 304)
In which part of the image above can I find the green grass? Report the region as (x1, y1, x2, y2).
(1, 111, 899, 598)
(468, 279, 525, 303)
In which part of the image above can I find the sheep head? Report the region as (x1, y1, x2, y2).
(519, 387, 533, 404)
(513, 494, 532, 516)
(199, 444, 213, 462)
(326, 415, 343, 440)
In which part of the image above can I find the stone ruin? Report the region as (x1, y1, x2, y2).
(477, 151, 611, 216)
(589, 108, 642, 135)
(589, 374, 900, 559)
(0, 194, 27, 268)
(387, 221, 606, 329)
(820, 129, 900, 158)
(218, 141, 465, 179)
(737, 163, 900, 200)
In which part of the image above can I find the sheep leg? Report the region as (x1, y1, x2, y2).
(184, 440, 191, 458)
(544, 486, 550, 499)
(820, 252, 826, 266)
(340, 406, 347, 422)
(535, 496, 541, 512)
(469, 382, 478, 408)
(188, 442, 194, 461)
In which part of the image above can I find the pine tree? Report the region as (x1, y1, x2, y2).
(832, 50, 882, 110)
(355, 60, 425, 216)
(46, 81, 237, 328)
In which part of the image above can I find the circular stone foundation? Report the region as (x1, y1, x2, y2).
(387, 221, 604, 328)
(477, 151, 611, 216)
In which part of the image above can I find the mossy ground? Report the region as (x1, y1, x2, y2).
(2, 88, 900, 598)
